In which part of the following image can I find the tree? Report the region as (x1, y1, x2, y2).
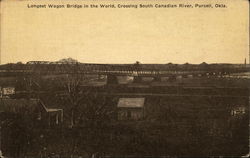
(57, 58, 78, 64)
(199, 62, 209, 70)
(60, 73, 86, 127)
(133, 61, 142, 70)
(58, 63, 116, 127)
(0, 112, 38, 158)
(54, 62, 118, 157)
(56, 75, 115, 157)
(135, 61, 140, 65)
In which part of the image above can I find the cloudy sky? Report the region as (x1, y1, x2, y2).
(1, 0, 249, 64)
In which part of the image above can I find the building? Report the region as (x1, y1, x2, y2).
(38, 100, 63, 126)
(117, 98, 145, 121)
(0, 98, 63, 126)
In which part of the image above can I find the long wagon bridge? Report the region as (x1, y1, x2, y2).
(0, 62, 248, 84)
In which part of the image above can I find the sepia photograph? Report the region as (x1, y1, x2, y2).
(0, 0, 249, 157)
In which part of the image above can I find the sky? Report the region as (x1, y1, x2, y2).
(0, 0, 249, 64)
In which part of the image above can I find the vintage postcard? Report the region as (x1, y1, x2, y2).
(0, 0, 249, 157)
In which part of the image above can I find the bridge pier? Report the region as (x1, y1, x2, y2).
(182, 74, 188, 78)
(107, 75, 118, 84)
(197, 74, 203, 77)
(153, 76, 162, 82)
(168, 75, 177, 82)
(98, 74, 102, 80)
(133, 76, 143, 83)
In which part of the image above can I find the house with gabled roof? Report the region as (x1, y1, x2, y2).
(117, 98, 145, 121)
(0, 98, 63, 127)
